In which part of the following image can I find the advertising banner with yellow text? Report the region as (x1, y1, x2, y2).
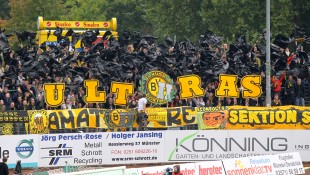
(146, 107, 197, 128)
(227, 106, 310, 129)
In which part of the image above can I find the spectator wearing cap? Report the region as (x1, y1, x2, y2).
(295, 78, 305, 106)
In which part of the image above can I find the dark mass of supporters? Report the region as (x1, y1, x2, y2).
(0, 27, 309, 112)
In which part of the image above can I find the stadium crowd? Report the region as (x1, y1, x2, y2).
(0, 27, 309, 112)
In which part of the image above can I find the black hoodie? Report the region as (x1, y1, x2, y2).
(0, 162, 9, 175)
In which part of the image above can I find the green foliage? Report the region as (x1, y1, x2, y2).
(146, 0, 204, 42)
(61, 0, 106, 21)
(103, 0, 152, 33)
(5, 0, 66, 32)
(0, 0, 10, 20)
(199, 0, 296, 44)
(1, 0, 309, 45)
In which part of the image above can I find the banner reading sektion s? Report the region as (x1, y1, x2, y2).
(0, 135, 39, 168)
(227, 106, 310, 129)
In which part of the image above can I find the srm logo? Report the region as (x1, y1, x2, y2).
(41, 144, 72, 165)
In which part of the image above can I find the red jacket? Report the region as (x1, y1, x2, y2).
(271, 72, 286, 93)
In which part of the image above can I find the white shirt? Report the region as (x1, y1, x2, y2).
(138, 97, 147, 111)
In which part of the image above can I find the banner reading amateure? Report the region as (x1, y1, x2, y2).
(1, 105, 310, 135)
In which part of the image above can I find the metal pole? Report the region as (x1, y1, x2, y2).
(266, 0, 271, 107)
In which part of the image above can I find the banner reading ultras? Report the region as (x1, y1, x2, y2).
(43, 73, 262, 107)
(227, 105, 310, 129)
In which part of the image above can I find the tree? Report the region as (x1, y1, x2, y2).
(103, 0, 152, 34)
(146, 0, 204, 42)
(5, 0, 66, 32)
(199, 0, 295, 44)
(61, 0, 106, 21)
(0, 0, 10, 20)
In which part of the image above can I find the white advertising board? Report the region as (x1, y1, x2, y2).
(39, 133, 105, 167)
(0, 135, 39, 168)
(39, 131, 165, 167)
(223, 152, 304, 175)
(270, 152, 305, 175)
(126, 161, 225, 175)
(164, 130, 310, 162)
(104, 131, 165, 164)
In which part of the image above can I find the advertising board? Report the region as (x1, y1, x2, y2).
(104, 131, 165, 164)
(223, 152, 304, 175)
(39, 133, 105, 167)
(164, 130, 310, 162)
(0, 135, 39, 168)
(39, 131, 165, 166)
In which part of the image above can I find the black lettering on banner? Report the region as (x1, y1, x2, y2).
(228, 108, 302, 126)
(89, 109, 102, 127)
(77, 109, 89, 127)
(167, 108, 181, 126)
(59, 110, 75, 129)
(49, 112, 59, 129)
(181, 107, 196, 124)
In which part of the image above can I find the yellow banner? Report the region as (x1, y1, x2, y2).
(26, 110, 49, 134)
(197, 106, 228, 130)
(37, 16, 117, 30)
(227, 106, 310, 129)
(147, 107, 198, 127)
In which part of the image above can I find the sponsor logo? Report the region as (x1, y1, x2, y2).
(139, 71, 177, 104)
(16, 139, 34, 159)
(103, 22, 109, 27)
(168, 132, 288, 161)
(235, 159, 245, 168)
(41, 144, 72, 165)
(46, 22, 51, 26)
